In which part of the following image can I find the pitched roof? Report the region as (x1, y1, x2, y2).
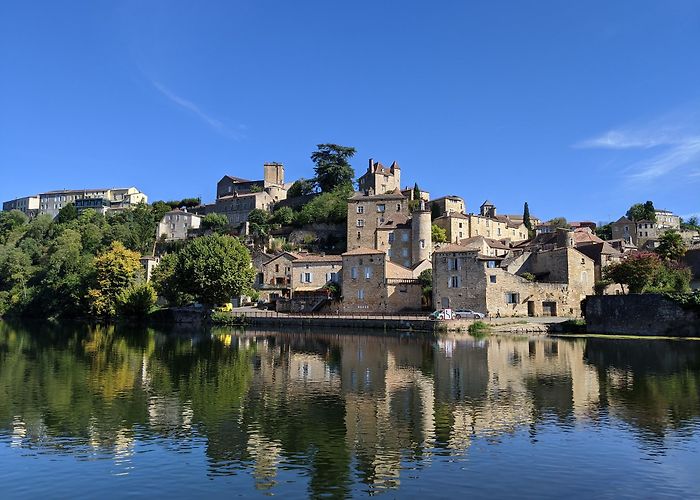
(434, 243, 473, 254)
(433, 212, 468, 221)
(377, 214, 411, 229)
(614, 216, 633, 224)
(294, 254, 343, 263)
(222, 175, 253, 183)
(342, 247, 385, 256)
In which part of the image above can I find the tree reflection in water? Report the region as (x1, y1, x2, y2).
(0, 321, 699, 496)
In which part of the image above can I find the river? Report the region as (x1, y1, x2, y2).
(1, 321, 699, 498)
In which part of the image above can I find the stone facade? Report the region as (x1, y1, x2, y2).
(209, 191, 275, 229)
(260, 252, 299, 301)
(433, 246, 594, 317)
(357, 159, 401, 195)
(2, 196, 40, 217)
(290, 255, 342, 294)
(428, 196, 465, 217)
(347, 190, 409, 250)
(433, 213, 528, 243)
(340, 248, 422, 314)
(156, 210, 202, 241)
(586, 294, 700, 337)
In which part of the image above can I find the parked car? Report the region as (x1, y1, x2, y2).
(453, 309, 485, 319)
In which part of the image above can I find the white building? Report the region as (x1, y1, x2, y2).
(157, 209, 202, 241)
(36, 187, 148, 218)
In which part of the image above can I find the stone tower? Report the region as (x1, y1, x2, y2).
(412, 200, 432, 265)
(263, 162, 284, 186)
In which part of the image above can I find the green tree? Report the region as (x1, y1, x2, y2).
(626, 201, 656, 222)
(523, 202, 532, 230)
(201, 213, 229, 233)
(270, 206, 294, 226)
(293, 185, 353, 226)
(0, 210, 28, 242)
(86, 241, 142, 317)
(56, 203, 78, 224)
(656, 230, 687, 262)
(116, 282, 157, 318)
(603, 252, 664, 294)
(247, 209, 272, 246)
(418, 269, 433, 308)
(547, 217, 570, 229)
(595, 223, 612, 240)
(431, 224, 448, 243)
(287, 178, 316, 198)
(175, 234, 255, 307)
(151, 252, 192, 306)
(311, 144, 356, 192)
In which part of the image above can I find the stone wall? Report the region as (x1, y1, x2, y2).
(585, 294, 700, 336)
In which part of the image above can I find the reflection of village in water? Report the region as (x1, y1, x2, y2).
(1, 323, 699, 495)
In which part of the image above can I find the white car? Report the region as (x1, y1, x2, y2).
(453, 309, 485, 319)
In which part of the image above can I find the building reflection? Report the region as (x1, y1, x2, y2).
(0, 321, 699, 495)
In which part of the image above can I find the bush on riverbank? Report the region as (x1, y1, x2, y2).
(468, 321, 492, 338)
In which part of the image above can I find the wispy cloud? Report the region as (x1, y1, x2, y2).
(152, 81, 245, 139)
(574, 114, 700, 182)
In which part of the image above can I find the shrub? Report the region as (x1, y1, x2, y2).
(117, 282, 157, 318)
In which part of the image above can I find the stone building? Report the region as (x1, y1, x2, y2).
(357, 159, 401, 195)
(156, 209, 202, 241)
(428, 195, 465, 218)
(433, 212, 529, 244)
(205, 163, 288, 232)
(290, 254, 342, 293)
(611, 209, 683, 247)
(347, 161, 433, 269)
(259, 251, 299, 301)
(433, 244, 594, 317)
(2, 195, 40, 217)
(340, 248, 423, 314)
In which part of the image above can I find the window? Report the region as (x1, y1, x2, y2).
(448, 275, 460, 288)
(402, 233, 409, 242)
(388, 232, 395, 243)
(458, 222, 463, 228)
(506, 292, 520, 304)
(357, 205, 364, 214)
(356, 219, 365, 227)
(377, 204, 385, 213)
(357, 289, 365, 300)
(357, 231, 361, 240)
(364, 267, 372, 279)
(301, 272, 312, 283)
(387, 249, 392, 258)
(275, 264, 279, 273)
(497, 228, 501, 236)
(490, 275, 497, 283)
(402, 248, 409, 257)
(420, 239, 426, 249)
(487, 260, 497, 268)
(351, 267, 358, 279)
(396, 203, 401, 211)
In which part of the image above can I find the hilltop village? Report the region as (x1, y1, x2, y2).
(4, 151, 700, 319)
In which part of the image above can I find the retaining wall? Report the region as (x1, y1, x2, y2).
(585, 294, 700, 337)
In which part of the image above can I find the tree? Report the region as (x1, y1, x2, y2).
(151, 252, 192, 306)
(270, 206, 294, 226)
(523, 202, 532, 231)
(547, 217, 570, 229)
(287, 178, 316, 198)
(431, 224, 447, 243)
(175, 234, 255, 306)
(418, 269, 433, 308)
(409, 183, 422, 211)
(626, 201, 656, 222)
(56, 203, 78, 224)
(116, 282, 157, 318)
(86, 241, 142, 317)
(311, 144, 356, 192)
(603, 252, 664, 294)
(201, 213, 229, 233)
(0, 210, 28, 242)
(656, 230, 687, 262)
(595, 223, 612, 240)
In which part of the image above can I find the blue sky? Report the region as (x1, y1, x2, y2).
(1, 1, 699, 222)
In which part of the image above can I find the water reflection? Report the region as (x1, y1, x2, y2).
(0, 321, 699, 497)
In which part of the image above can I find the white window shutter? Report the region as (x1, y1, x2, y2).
(300, 273, 304, 283)
(309, 273, 313, 283)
